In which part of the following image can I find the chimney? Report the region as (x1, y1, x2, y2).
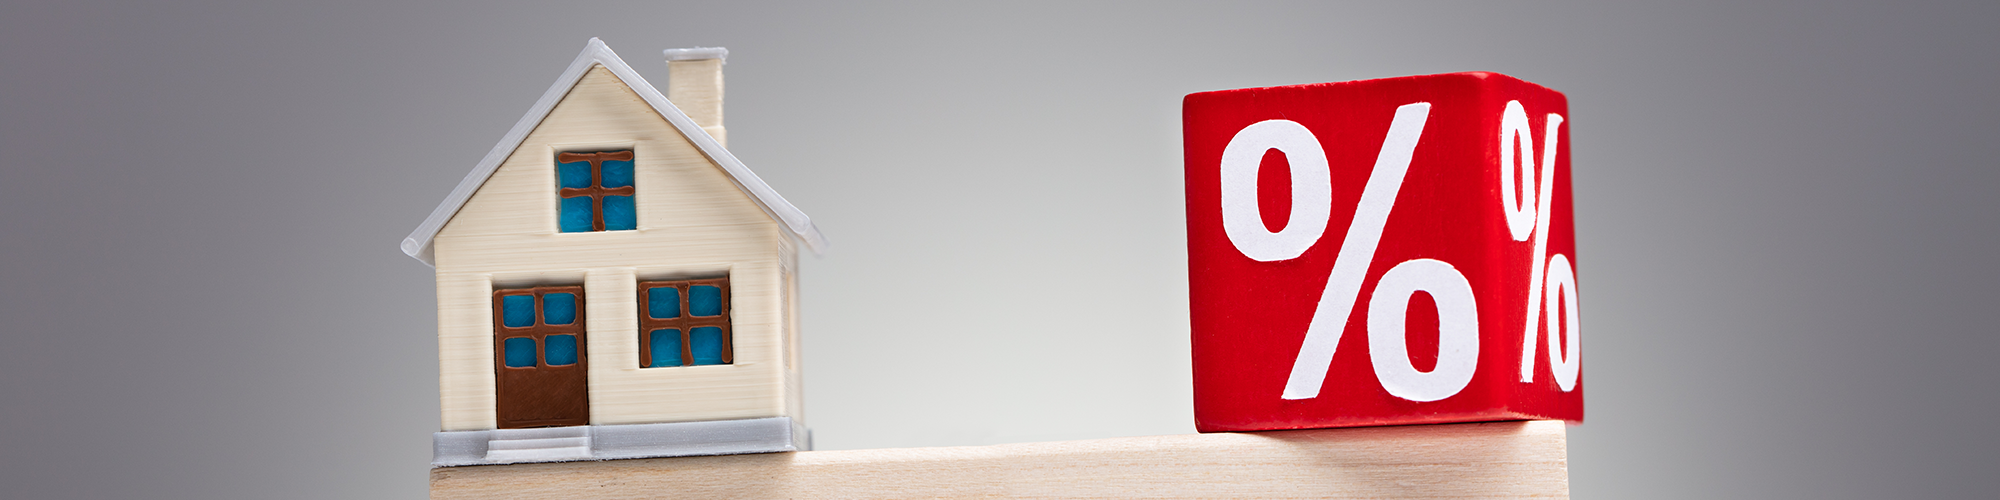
(663, 47, 728, 147)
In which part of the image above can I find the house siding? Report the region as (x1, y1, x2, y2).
(432, 66, 793, 432)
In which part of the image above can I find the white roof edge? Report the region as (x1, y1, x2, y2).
(401, 38, 826, 267)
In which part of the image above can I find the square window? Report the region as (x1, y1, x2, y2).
(602, 195, 636, 231)
(558, 160, 593, 189)
(689, 285, 722, 317)
(648, 287, 680, 319)
(542, 293, 577, 325)
(504, 337, 536, 367)
(559, 196, 595, 233)
(492, 287, 586, 368)
(544, 334, 578, 366)
(638, 278, 730, 369)
(690, 327, 725, 365)
(649, 329, 682, 367)
(501, 295, 535, 328)
(600, 159, 634, 188)
(555, 150, 636, 233)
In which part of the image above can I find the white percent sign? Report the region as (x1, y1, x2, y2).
(1501, 101, 1581, 392)
(1219, 102, 1483, 403)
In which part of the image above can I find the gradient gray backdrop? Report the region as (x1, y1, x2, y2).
(3, 1, 1995, 498)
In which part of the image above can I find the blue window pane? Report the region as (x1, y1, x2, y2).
(602, 195, 635, 231)
(690, 327, 725, 365)
(542, 293, 576, 325)
(648, 287, 680, 319)
(690, 286, 722, 317)
(504, 337, 536, 367)
(558, 160, 593, 189)
(502, 295, 535, 328)
(544, 334, 578, 366)
(649, 329, 683, 367)
(600, 158, 634, 188)
(559, 196, 594, 233)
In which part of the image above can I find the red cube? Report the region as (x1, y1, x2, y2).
(1184, 72, 1582, 432)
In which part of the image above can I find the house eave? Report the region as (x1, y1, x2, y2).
(400, 38, 826, 268)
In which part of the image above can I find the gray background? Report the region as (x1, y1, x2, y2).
(2, 1, 1994, 498)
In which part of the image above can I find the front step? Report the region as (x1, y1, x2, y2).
(488, 436, 589, 450)
(491, 426, 589, 440)
(433, 417, 804, 467)
(484, 426, 591, 463)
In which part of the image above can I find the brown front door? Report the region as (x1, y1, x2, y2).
(493, 286, 589, 428)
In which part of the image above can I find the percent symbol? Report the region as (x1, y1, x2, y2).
(1501, 101, 1581, 392)
(1217, 102, 1483, 403)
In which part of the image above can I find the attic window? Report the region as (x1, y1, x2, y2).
(638, 278, 732, 368)
(557, 150, 636, 232)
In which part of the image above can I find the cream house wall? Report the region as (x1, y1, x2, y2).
(431, 65, 799, 432)
(779, 237, 803, 428)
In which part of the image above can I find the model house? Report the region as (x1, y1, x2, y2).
(401, 38, 825, 466)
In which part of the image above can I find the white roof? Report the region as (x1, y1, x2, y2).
(400, 38, 826, 266)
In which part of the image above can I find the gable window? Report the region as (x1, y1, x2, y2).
(638, 278, 732, 368)
(557, 150, 636, 232)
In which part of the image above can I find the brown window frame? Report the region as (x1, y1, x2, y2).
(557, 150, 635, 232)
(638, 278, 732, 368)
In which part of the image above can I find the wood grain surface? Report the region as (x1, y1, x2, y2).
(431, 420, 1568, 499)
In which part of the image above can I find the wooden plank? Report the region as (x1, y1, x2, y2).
(430, 420, 1568, 499)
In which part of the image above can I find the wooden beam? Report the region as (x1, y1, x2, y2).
(430, 420, 1568, 499)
